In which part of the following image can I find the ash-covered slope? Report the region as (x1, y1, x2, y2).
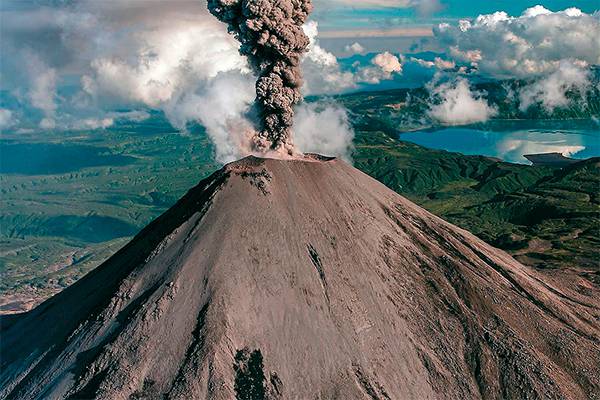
(1, 155, 598, 400)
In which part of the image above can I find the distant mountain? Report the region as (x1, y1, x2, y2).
(457, 157, 600, 274)
(478, 76, 600, 120)
(2, 156, 598, 399)
(335, 74, 600, 131)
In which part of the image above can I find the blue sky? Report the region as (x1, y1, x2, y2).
(314, 0, 599, 32)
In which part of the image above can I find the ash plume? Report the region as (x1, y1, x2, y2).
(208, 0, 313, 155)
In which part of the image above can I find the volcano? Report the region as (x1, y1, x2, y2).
(1, 155, 598, 399)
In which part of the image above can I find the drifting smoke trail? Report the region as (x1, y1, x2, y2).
(208, 0, 313, 155)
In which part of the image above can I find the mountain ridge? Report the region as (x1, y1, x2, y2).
(1, 155, 598, 399)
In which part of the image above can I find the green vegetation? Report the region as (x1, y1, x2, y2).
(0, 114, 219, 307)
(1, 91, 598, 312)
(333, 75, 600, 133)
(351, 127, 599, 280)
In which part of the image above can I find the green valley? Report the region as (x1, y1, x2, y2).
(1, 93, 598, 313)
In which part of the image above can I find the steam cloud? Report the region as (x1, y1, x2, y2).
(208, 0, 313, 155)
(428, 77, 497, 125)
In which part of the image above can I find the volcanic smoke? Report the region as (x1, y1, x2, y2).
(208, 0, 313, 155)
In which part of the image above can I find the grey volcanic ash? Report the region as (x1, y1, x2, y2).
(208, 0, 313, 155)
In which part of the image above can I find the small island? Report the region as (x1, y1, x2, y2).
(524, 152, 581, 167)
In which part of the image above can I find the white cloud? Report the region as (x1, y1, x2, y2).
(0, 109, 16, 129)
(302, 21, 357, 94)
(39, 117, 57, 130)
(294, 102, 355, 162)
(108, 111, 150, 123)
(303, 21, 339, 67)
(71, 118, 114, 130)
(23, 50, 58, 128)
(0, 0, 259, 161)
(522, 5, 553, 18)
(411, 57, 435, 68)
(496, 137, 585, 163)
(82, 19, 247, 107)
(434, 6, 600, 79)
(372, 52, 402, 74)
(302, 22, 403, 93)
(1, 3, 356, 161)
(162, 72, 256, 163)
(518, 60, 592, 112)
(345, 42, 365, 55)
(350, 52, 403, 85)
(410, 56, 455, 70)
(428, 77, 497, 125)
(28, 68, 57, 117)
(433, 6, 599, 112)
(79, 16, 259, 163)
(433, 57, 456, 70)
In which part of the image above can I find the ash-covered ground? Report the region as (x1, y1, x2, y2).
(2, 155, 598, 399)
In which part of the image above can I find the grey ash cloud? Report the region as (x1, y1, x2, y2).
(208, 0, 313, 155)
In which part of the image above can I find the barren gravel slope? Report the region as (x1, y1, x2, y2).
(1, 155, 598, 400)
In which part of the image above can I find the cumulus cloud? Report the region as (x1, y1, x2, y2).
(372, 52, 402, 74)
(294, 102, 355, 162)
(0, 109, 16, 129)
(518, 60, 592, 112)
(75, 7, 258, 162)
(0, 0, 258, 161)
(345, 42, 365, 55)
(353, 52, 404, 85)
(428, 77, 497, 125)
(79, 8, 247, 105)
(70, 117, 115, 130)
(411, 57, 455, 70)
(301, 22, 357, 94)
(302, 22, 403, 93)
(433, 6, 599, 113)
(434, 6, 599, 79)
(23, 51, 58, 128)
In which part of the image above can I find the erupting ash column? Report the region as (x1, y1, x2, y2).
(208, 0, 313, 154)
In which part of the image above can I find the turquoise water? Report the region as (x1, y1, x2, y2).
(399, 121, 600, 164)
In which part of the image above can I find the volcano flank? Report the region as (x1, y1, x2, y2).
(1, 155, 598, 399)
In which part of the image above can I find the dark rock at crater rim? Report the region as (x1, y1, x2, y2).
(1, 155, 598, 399)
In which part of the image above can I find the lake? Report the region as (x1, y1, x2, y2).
(399, 120, 600, 164)
(0, 142, 137, 175)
